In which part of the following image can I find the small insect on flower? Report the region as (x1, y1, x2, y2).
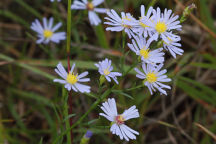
(127, 35, 164, 64)
(134, 63, 171, 95)
(95, 58, 122, 84)
(30, 17, 66, 44)
(133, 5, 155, 37)
(162, 34, 184, 58)
(71, 0, 107, 26)
(54, 62, 91, 93)
(148, 8, 182, 44)
(99, 98, 139, 141)
(104, 9, 137, 38)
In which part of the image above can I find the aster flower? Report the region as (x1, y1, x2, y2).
(95, 58, 122, 84)
(30, 17, 66, 44)
(99, 98, 139, 141)
(54, 62, 91, 93)
(132, 5, 155, 37)
(134, 63, 171, 95)
(104, 9, 137, 38)
(127, 35, 164, 64)
(148, 7, 182, 44)
(71, 0, 107, 26)
(162, 34, 183, 58)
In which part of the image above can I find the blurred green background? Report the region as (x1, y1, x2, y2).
(0, 0, 216, 143)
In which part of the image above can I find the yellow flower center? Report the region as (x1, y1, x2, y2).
(139, 21, 149, 28)
(140, 48, 149, 59)
(146, 72, 157, 83)
(122, 17, 131, 21)
(122, 16, 132, 28)
(66, 73, 78, 85)
(43, 30, 53, 38)
(115, 115, 125, 125)
(86, 2, 94, 11)
(155, 21, 167, 33)
(103, 69, 110, 76)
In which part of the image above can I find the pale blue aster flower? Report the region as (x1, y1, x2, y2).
(127, 35, 165, 65)
(104, 9, 137, 38)
(71, 0, 107, 26)
(162, 34, 184, 58)
(148, 7, 182, 44)
(30, 17, 66, 44)
(132, 5, 155, 38)
(95, 58, 122, 84)
(54, 62, 91, 93)
(134, 63, 171, 95)
(99, 98, 139, 141)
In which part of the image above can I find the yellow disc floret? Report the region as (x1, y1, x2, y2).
(66, 73, 78, 85)
(103, 69, 110, 76)
(122, 16, 132, 28)
(115, 115, 125, 125)
(86, 2, 94, 11)
(155, 21, 167, 33)
(139, 22, 149, 28)
(140, 48, 150, 59)
(146, 72, 157, 83)
(43, 30, 53, 38)
(122, 17, 131, 21)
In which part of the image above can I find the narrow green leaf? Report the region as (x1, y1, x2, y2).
(15, 0, 42, 18)
(191, 62, 216, 70)
(94, 24, 109, 49)
(63, 114, 76, 123)
(112, 90, 134, 99)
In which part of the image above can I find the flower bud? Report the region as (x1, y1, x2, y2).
(99, 75, 106, 85)
(80, 130, 93, 144)
(180, 3, 196, 23)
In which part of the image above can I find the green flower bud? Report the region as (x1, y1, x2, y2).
(180, 3, 196, 23)
(99, 75, 106, 85)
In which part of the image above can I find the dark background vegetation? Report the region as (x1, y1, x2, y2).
(0, 0, 216, 143)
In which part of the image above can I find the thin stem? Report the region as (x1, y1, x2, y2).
(54, 85, 116, 143)
(147, 0, 158, 10)
(67, 91, 73, 143)
(66, 0, 72, 143)
(67, 54, 71, 72)
(67, 0, 72, 53)
(63, 88, 71, 144)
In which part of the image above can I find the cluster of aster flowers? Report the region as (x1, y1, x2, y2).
(105, 5, 183, 95)
(30, 0, 183, 142)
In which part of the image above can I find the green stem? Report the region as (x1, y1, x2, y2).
(63, 88, 72, 144)
(147, 0, 158, 9)
(54, 85, 116, 143)
(67, 0, 72, 53)
(66, 0, 73, 143)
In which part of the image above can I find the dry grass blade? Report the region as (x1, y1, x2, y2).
(195, 123, 216, 141)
